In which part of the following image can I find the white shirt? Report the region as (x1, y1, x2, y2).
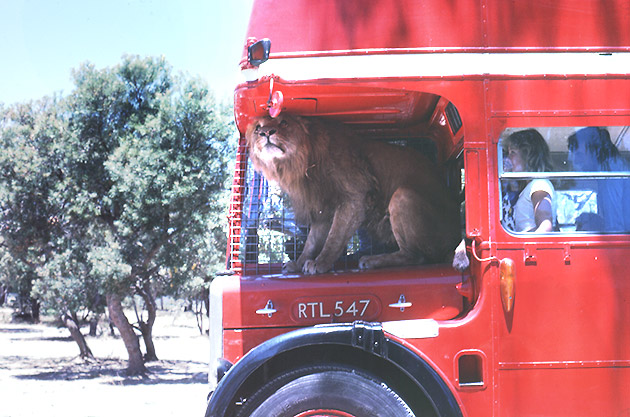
(514, 179, 556, 232)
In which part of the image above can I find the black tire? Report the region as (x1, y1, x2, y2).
(236, 364, 416, 417)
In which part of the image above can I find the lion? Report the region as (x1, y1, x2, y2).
(246, 114, 464, 275)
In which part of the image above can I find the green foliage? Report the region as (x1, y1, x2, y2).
(0, 97, 66, 314)
(0, 55, 234, 318)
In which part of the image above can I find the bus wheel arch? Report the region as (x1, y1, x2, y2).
(233, 342, 460, 417)
(236, 362, 416, 417)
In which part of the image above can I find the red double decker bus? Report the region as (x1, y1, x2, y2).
(206, 1, 630, 416)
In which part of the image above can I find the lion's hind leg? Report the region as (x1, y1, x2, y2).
(358, 250, 424, 270)
(359, 187, 445, 270)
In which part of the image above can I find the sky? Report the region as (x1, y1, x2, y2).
(0, 0, 254, 105)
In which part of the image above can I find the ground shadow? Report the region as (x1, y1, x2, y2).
(0, 326, 42, 334)
(11, 358, 208, 385)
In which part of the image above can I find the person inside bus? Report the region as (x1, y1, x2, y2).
(502, 129, 556, 233)
(568, 126, 630, 232)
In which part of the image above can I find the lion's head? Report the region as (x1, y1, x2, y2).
(246, 114, 313, 184)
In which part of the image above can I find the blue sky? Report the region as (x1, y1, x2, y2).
(0, 0, 254, 105)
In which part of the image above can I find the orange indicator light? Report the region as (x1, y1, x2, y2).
(499, 258, 515, 314)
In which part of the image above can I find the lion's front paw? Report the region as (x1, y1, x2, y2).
(302, 260, 331, 274)
(302, 260, 316, 274)
(283, 260, 300, 274)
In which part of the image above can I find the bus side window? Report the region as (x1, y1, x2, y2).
(499, 126, 630, 234)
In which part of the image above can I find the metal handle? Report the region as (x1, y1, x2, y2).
(256, 300, 277, 318)
(389, 294, 412, 312)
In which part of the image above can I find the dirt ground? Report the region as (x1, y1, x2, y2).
(0, 307, 211, 417)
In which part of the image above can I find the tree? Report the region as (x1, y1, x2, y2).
(33, 246, 97, 359)
(0, 98, 65, 322)
(60, 56, 232, 373)
(0, 56, 233, 374)
(0, 97, 102, 358)
(59, 59, 150, 373)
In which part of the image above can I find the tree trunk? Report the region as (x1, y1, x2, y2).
(106, 293, 146, 375)
(203, 288, 210, 335)
(88, 314, 99, 337)
(137, 285, 158, 362)
(30, 298, 40, 322)
(139, 320, 157, 362)
(62, 311, 94, 360)
(0, 284, 7, 306)
(193, 296, 205, 335)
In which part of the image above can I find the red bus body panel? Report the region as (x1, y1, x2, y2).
(244, 0, 630, 54)
(215, 1, 630, 416)
(221, 265, 464, 361)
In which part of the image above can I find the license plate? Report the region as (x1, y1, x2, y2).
(291, 294, 381, 323)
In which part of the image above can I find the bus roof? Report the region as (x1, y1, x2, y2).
(243, 0, 630, 59)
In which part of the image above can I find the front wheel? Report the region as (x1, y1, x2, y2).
(236, 364, 416, 417)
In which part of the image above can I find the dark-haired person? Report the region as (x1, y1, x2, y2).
(568, 126, 630, 232)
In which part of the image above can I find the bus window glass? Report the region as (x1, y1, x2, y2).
(498, 127, 630, 234)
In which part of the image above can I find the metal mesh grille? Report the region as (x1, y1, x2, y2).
(227, 136, 446, 275)
(241, 169, 307, 274)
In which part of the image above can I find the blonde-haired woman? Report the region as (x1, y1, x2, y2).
(503, 129, 555, 232)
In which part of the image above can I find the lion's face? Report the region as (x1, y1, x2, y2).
(246, 115, 310, 182)
(247, 115, 299, 162)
